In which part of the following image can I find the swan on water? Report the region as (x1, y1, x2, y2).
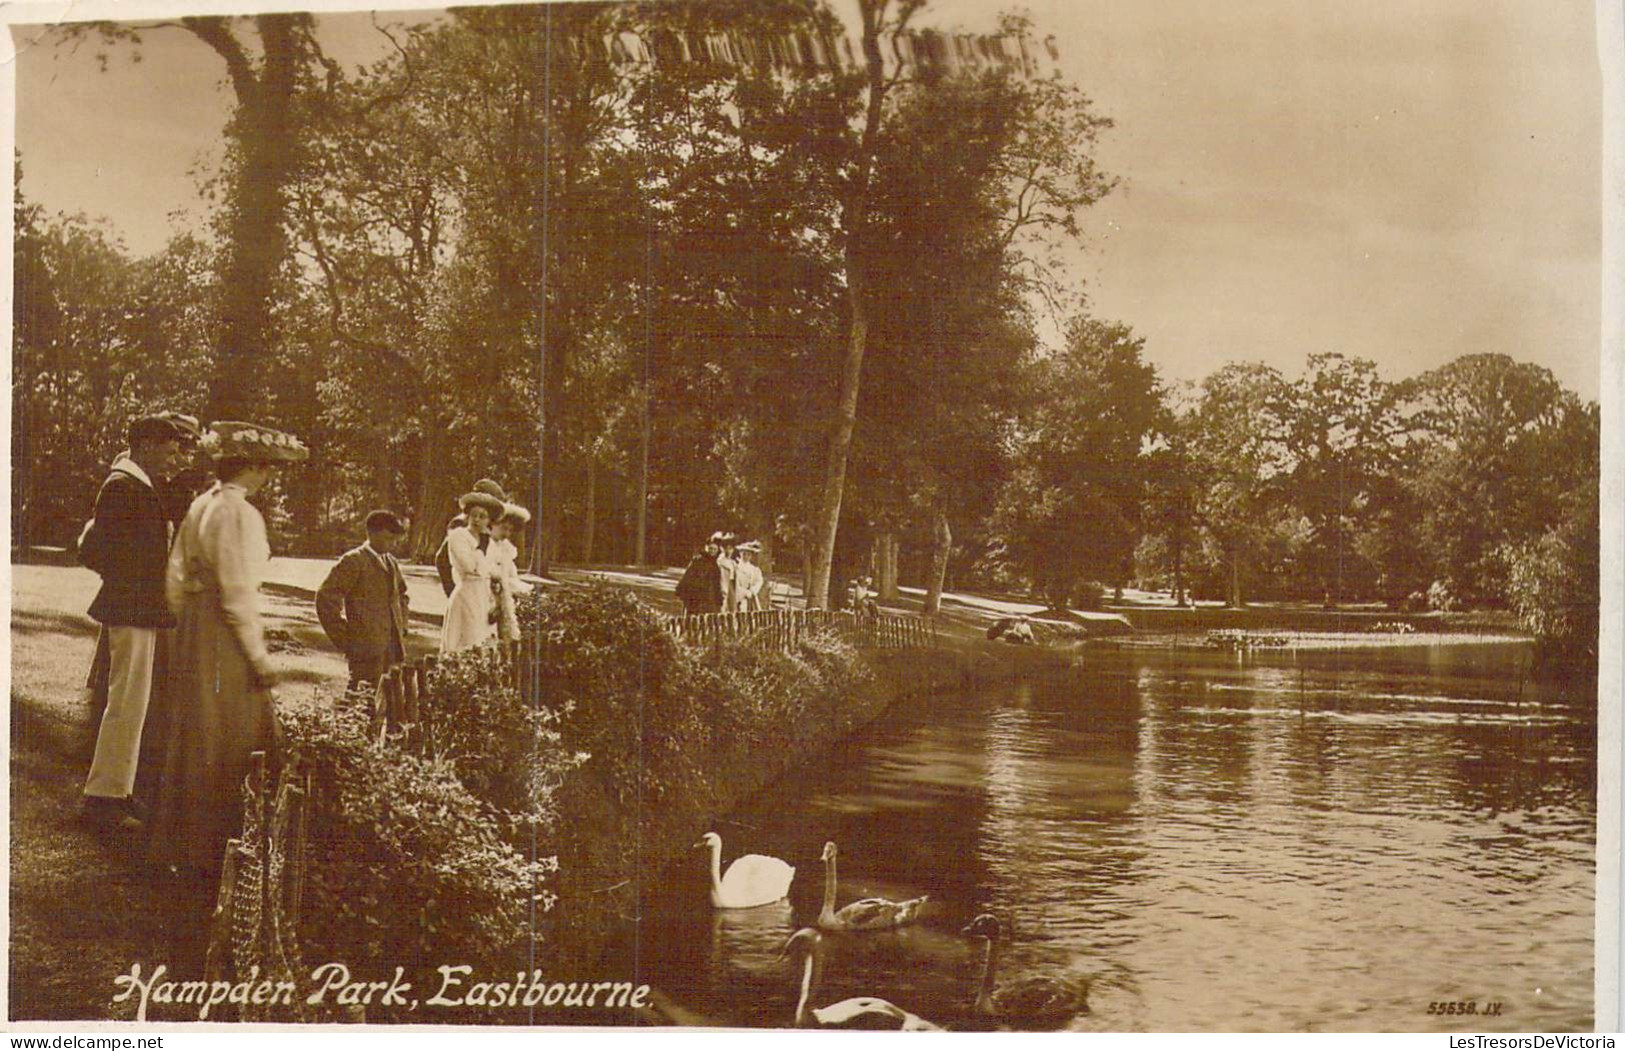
(961, 913, 1088, 1028)
(782, 928, 942, 1030)
(816, 841, 929, 932)
(695, 831, 795, 909)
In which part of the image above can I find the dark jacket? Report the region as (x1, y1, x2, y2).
(86, 466, 176, 629)
(316, 545, 410, 667)
(675, 553, 724, 614)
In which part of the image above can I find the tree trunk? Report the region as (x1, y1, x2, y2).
(923, 513, 951, 615)
(877, 532, 900, 601)
(635, 387, 650, 567)
(409, 423, 458, 561)
(1172, 523, 1187, 607)
(807, 0, 888, 609)
(581, 455, 596, 564)
(191, 15, 302, 421)
(1228, 545, 1245, 609)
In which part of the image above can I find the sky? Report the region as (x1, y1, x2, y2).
(6, 0, 1606, 400)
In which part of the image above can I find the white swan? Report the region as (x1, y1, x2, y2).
(782, 928, 942, 1030)
(696, 831, 795, 909)
(817, 841, 929, 931)
(961, 913, 1088, 1028)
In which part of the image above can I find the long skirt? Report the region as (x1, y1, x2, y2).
(147, 583, 279, 873)
(441, 577, 494, 654)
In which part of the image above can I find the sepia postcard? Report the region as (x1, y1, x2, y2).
(3, 0, 1621, 1036)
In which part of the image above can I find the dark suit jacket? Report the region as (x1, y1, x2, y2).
(316, 545, 410, 665)
(86, 467, 176, 629)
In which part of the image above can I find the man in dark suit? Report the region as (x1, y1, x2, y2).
(80, 414, 187, 831)
(317, 510, 412, 689)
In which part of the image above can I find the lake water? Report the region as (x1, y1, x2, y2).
(636, 641, 1597, 1032)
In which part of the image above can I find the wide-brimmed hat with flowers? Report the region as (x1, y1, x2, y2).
(200, 421, 309, 463)
(458, 491, 506, 517)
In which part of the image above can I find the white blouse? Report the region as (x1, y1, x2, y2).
(166, 481, 272, 673)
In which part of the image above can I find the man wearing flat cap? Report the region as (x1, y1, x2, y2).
(317, 509, 412, 690)
(78, 414, 189, 831)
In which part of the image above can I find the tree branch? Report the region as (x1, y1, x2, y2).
(180, 17, 257, 104)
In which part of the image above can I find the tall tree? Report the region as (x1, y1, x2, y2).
(1270, 353, 1407, 605)
(1188, 362, 1288, 608)
(990, 319, 1161, 608)
(68, 16, 329, 418)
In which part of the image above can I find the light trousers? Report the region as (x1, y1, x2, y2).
(84, 625, 157, 799)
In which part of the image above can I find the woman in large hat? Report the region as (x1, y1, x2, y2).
(488, 502, 533, 643)
(148, 421, 308, 877)
(441, 488, 505, 653)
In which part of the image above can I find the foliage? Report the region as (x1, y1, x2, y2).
(516, 586, 711, 809)
(990, 318, 1160, 607)
(422, 647, 587, 825)
(1498, 457, 1600, 671)
(280, 697, 558, 1016)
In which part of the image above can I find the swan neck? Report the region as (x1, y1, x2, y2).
(794, 952, 815, 1026)
(819, 852, 838, 923)
(707, 839, 723, 892)
(975, 937, 998, 1013)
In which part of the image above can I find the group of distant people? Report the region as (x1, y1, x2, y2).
(674, 532, 768, 614)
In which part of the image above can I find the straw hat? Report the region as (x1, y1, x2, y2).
(200, 421, 310, 463)
(458, 491, 506, 517)
(500, 502, 532, 525)
(473, 478, 508, 501)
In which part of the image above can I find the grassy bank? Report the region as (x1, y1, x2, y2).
(9, 562, 1052, 1022)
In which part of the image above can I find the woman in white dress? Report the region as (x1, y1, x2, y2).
(733, 540, 765, 611)
(488, 502, 533, 642)
(440, 490, 504, 654)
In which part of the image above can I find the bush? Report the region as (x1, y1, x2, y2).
(1426, 579, 1461, 612)
(517, 585, 714, 809)
(1072, 581, 1106, 611)
(424, 646, 586, 825)
(1499, 501, 1599, 674)
(281, 697, 558, 1018)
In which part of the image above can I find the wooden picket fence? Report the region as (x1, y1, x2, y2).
(364, 610, 936, 747)
(206, 751, 312, 1021)
(365, 640, 550, 750)
(663, 607, 936, 652)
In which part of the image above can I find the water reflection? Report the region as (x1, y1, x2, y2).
(637, 641, 1594, 1031)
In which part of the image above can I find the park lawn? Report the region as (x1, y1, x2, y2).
(8, 565, 350, 1021)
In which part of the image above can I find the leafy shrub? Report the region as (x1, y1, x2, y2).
(423, 646, 587, 826)
(1426, 579, 1461, 612)
(281, 696, 558, 1018)
(516, 586, 708, 808)
(1072, 581, 1106, 611)
(1499, 499, 1598, 673)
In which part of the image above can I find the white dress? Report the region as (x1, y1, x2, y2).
(440, 526, 495, 654)
(733, 560, 764, 611)
(489, 537, 532, 641)
(716, 554, 738, 611)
